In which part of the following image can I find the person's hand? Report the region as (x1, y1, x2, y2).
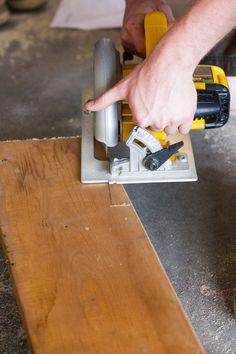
(85, 45, 197, 135)
(121, 0, 175, 57)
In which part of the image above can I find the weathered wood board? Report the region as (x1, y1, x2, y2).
(0, 137, 204, 354)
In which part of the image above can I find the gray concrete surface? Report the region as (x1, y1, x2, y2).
(0, 1, 236, 353)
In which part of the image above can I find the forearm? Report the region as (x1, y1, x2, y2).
(125, 0, 170, 9)
(151, 0, 236, 71)
(125, 0, 168, 4)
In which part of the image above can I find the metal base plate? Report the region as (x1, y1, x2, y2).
(81, 109, 198, 184)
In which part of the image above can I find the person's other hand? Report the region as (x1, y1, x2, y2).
(85, 47, 197, 135)
(121, 0, 175, 57)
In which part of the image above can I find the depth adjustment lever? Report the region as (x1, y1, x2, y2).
(143, 141, 184, 171)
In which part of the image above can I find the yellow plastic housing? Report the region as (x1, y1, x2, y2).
(145, 12, 167, 57)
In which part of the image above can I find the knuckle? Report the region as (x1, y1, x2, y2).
(165, 126, 174, 134)
(151, 121, 165, 131)
(125, 18, 136, 32)
(151, 126, 161, 132)
(133, 116, 145, 126)
(179, 125, 190, 134)
(170, 117, 180, 125)
(131, 111, 148, 127)
(155, 118, 165, 130)
(121, 30, 129, 44)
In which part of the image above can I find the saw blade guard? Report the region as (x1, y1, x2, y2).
(94, 39, 121, 147)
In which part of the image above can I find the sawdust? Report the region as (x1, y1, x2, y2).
(0, 0, 65, 61)
(0, 0, 121, 64)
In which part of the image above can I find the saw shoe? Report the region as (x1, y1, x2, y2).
(7, 0, 47, 11)
(0, 0, 10, 26)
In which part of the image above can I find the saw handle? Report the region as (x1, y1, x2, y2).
(195, 84, 230, 128)
(195, 90, 221, 117)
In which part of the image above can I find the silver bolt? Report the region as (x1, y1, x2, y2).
(178, 155, 187, 162)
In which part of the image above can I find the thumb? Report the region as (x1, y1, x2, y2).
(84, 82, 127, 112)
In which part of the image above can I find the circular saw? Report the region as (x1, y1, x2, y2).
(81, 12, 230, 184)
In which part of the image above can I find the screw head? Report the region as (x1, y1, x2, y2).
(178, 155, 187, 162)
(144, 158, 159, 171)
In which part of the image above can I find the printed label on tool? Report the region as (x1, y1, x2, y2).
(193, 66, 213, 82)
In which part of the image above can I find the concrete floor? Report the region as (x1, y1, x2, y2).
(0, 1, 236, 353)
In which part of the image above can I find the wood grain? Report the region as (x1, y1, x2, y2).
(0, 138, 204, 354)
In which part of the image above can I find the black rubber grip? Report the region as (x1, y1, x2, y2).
(194, 84, 230, 128)
(195, 90, 221, 117)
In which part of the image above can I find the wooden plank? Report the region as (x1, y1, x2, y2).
(0, 137, 204, 354)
